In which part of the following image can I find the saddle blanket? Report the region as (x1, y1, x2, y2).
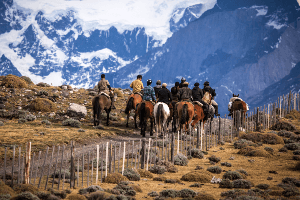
(193, 101, 203, 107)
(99, 92, 110, 98)
(134, 92, 143, 97)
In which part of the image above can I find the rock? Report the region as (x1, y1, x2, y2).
(211, 176, 222, 184)
(0, 104, 5, 109)
(61, 91, 69, 97)
(62, 85, 68, 90)
(67, 103, 87, 118)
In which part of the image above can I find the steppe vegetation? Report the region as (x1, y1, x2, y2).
(1, 74, 300, 200)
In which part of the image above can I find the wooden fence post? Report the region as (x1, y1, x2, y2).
(45, 146, 55, 190)
(146, 139, 151, 170)
(141, 140, 146, 169)
(171, 133, 175, 163)
(52, 146, 60, 188)
(17, 147, 21, 184)
(57, 145, 65, 190)
(122, 142, 125, 175)
(218, 117, 221, 144)
(70, 141, 75, 188)
(11, 145, 15, 187)
(106, 142, 108, 177)
(38, 146, 49, 188)
(25, 142, 31, 184)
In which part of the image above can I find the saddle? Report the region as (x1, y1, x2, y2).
(99, 92, 110, 99)
(193, 101, 203, 107)
(134, 92, 143, 98)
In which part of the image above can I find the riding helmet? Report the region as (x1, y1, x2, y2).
(147, 79, 152, 84)
(204, 81, 209, 86)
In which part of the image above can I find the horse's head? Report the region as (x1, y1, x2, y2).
(233, 93, 239, 97)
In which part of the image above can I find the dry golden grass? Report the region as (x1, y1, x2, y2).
(285, 109, 300, 120)
(1, 74, 28, 88)
(0, 181, 16, 196)
(29, 98, 57, 112)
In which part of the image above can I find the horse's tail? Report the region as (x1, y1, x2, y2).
(140, 102, 146, 125)
(156, 104, 164, 133)
(93, 96, 101, 118)
(125, 97, 134, 114)
(180, 103, 189, 124)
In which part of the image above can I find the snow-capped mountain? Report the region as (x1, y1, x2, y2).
(0, 0, 299, 115)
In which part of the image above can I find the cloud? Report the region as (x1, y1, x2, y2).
(13, 0, 216, 42)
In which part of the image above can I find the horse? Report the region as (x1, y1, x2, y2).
(176, 101, 195, 133)
(136, 101, 154, 137)
(153, 102, 170, 137)
(125, 93, 143, 128)
(202, 91, 214, 120)
(231, 94, 248, 130)
(92, 94, 111, 126)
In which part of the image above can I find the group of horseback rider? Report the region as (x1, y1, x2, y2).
(128, 75, 220, 117)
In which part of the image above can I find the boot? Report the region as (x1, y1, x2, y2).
(214, 105, 220, 116)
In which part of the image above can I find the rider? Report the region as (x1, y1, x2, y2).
(178, 82, 192, 101)
(130, 75, 144, 96)
(153, 80, 162, 99)
(192, 82, 208, 114)
(228, 94, 244, 116)
(158, 83, 172, 104)
(179, 77, 186, 88)
(171, 82, 180, 102)
(97, 74, 116, 109)
(143, 79, 157, 102)
(202, 81, 220, 116)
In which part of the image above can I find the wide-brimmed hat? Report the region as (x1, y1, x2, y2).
(183, 82, 189, 85)
(162, 83, 167, 87)
(194, 82, 199, 86)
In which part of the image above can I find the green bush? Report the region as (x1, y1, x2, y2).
(149, 165, 167, 174)
(113, 181, 138, 196)
(62, 119, 81, 128)
(208, 155, 221, 163)
(11, 192, 39, 200)
(189, 183, 203, 188)
(232, 179, 252, 189)
(147, 191, 159, 197)
(278, 130, 295, 138)
(179, 189, 197, 198)
(174, 153, 189, 166)
(221, 162, 232, 167)
(25, 114, 36, 121)
(187, 149, 204, 159)
(51, 169, 71, 179)
(284, 143, 300, 150)
(219, 179, 233, 188)
(123, 168, 140, 181)
(223, 171, 243, 180)
(79, 185, 103, 195)
(21, 76, 33, 84)
(207, 166, 222, 174)
(220, 189, 247, 199)
(36, 191, 51, 199)
(234, 139, 254, 149)
(159, 189, 180, 198)
(256, 184, 269, 190)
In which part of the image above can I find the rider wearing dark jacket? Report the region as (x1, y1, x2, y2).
(158, 83, 172, 104)
(171, 82, 180, 102)
(178, 82, 192, 101)
(153, 80, 162, 98)
(179, 77, 186, 88)
(202, 81, 220, 116)
(192, 82, 208, 113)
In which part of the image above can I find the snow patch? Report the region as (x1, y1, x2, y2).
(251, 5, 268, 16)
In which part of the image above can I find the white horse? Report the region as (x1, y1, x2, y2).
(154, 102, 170, 137)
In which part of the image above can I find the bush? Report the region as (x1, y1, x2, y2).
(156, 160, 178, 173)
(87, 191, 111, 200)
(181, 171, 212, 183)
(36, 82, 50, 87)
(79, 185, 104, 195)
(219, 179, 233, 188)
(41, 120, 51, 125)
(174, 153, 189, 166)
(1, 75, 28, 88)
(208, 155, 221, 163)
(187, 149, 204, 159)
(189, 183, 203, 188)
(20, 76, 33, 84)
(285, 110, 300, 120)
(51, 169, 71, 179)
(232, 179, 252, 189)
(12, 184, 39, 194)
(18, 118, 27, 123)
(264, 147, 274, 154)
(36, 90, 49, 96)
(237, 169, 248, 176)
(62, 119, 81, 128)
(36, 191, 51, 199)
(293, 155, 300, 160)
(284, 143, 300, 150)
(244, 149, 272, 158)
(29, 98, 57, 112)
(91, 158, 106, 171)
(25, 114, 36, 121)
(234, 139, 254, 149)
(278, 130, 295, 138)
(220, 189, 247, 199)
(136, 169, 152, 178)
(221, 162, 232, 167)
(123, 168, 140, 181)
(207, 166, 222, 174)
(11, 192, 39, 200)
(179, 189, 197, 198)
(279, 146, 288, 152)
(194, 192, 216, 200)
(159, 189, 180, 198)
(0, 194, 11, 200)
(270, 120, 297, 132)
(113, 181, 138, 196)
(256, 184, 269, 190)
(282, 177, 300, 187)
(240, 132, 284, 144)
(147, 191, 159, 197)
(103, 173, 128, 184)
(282, 187, 300, 197)
(113, 89, 124, 98)
(66, 194, 86, 200)
(153, 176, 167, 182)
(0, 181, 15, 196)
(223, 171, 243, 180)
(235, 195, 264, 200)
(149, 165, 167, 174)
(0, 121, 4, 126)
(164, 179, 180, 184)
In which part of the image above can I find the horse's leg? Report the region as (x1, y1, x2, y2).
(134, 114, 137, 128)
(150, 118, 154, 136)
(126, 112, 129, 127)
(106, 109, 110, 126)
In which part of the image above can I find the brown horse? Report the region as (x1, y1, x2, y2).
(92, 95, 111, 126)
(136, 101, 154, 137)
(125, 93, 143, 128)
(176, 101, 195, 132)
(231, 94, 247, 129)
(191, 103, 206, 128)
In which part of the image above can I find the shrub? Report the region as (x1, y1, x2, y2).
(256, 184, 269, 190)
(174, 153, 189, 166)
(189, 183, 203, 188)
(181, 171, 212, 183)
(10, 192, 39, 200)
(207, 166, 222, 174)
(147, 191, 159, 197)
(50, 190, 66, 199)
(137, 169, 153, 178)
(223, 171, 243, 180)
(29, 98, 57, 112)
(113, 181, 138, 196)
(240, 132, 284, 144)
(221, 162, 232, 167)
(62, 119, 81, 128)
(235, 195, 264, 200)
(195, 166, 203, 170)
(36, 191, 51, 199)
(264, 147, 274, 154)
(113, 89, 124, 98)
(103, 173, 128, 184)
(18, 118, 26, 123)
(219, 179, 233, 188)
(41, 120, 51, 125)
(0, 121, 4, 126)
(282, 177, 300, 187)
(123, 168, 140, 181)
(12, 184, 39, 194)
(0, 194, 11, 200)
(1, 75, 28, 88)
(179, 189, 197, 198)
(237, 169, 248, 176)
(149, 165, 167, 174)
(244, 149, 272, 158)
(20, 76, 33, 84)
(284, 143, 300, 150)
(282, 187, 300, 197)
(79, 185, 104, 194)
(293, 155, 300, 160)
(270, 120, 297, 132)
(279, 146, 288, 152)
(208, 155, 221, 163)
(87, 191, 111, 200)
(51, 169, 71, 179)
(159, 189, 180, 198)
(156, 160, 178, 173)
(187, 149, 204, 159)
(278, 130, 295, 138)
(234, 139, 254, 149)
(285, 110, 300, 120)
(220, 189, 247, 198)
(25, 114, 36, 121)
(232, 179, 252, 189)
(36, 82, 50, 87)
(164, 179, 180, 184)
(194, 192, 216, 200)
(153, 176, 167, 182)
(0, 181, 15, 196)
(36, 90, 49, 96)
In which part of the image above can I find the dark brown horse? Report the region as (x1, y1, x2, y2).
(231, 94, 247, 129)
(92, 94, 111, 126)
(136, 101, 154, 137)
(125, 93, 143, 128)
(176, 101, 195, 132)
